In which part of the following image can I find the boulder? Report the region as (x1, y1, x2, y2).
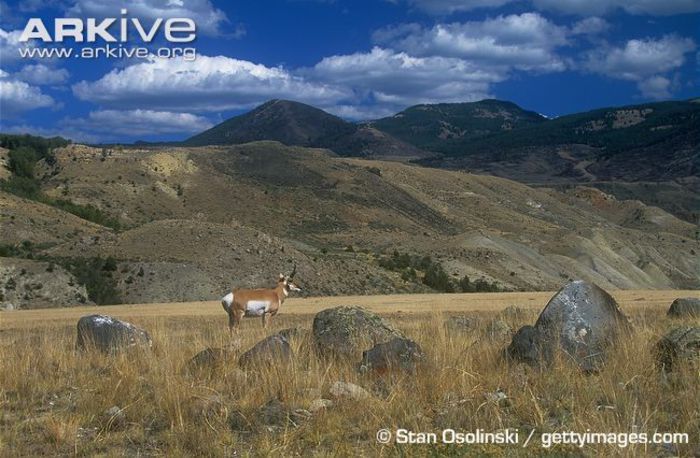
(239, 334, 292, 368)
(359, 337, 424, 374)
(312, 306, 403, 360)
(667, 298, 700, 319)
(506, 281, 631, 371)
(76, 315, 151, 352)
(506, 325, 541, 366)
(655, 327, 700, 372)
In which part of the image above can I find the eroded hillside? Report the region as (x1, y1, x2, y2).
(1, 141, 698, 307)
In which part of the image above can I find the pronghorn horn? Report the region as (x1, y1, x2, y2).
(289, 262, 297, 280)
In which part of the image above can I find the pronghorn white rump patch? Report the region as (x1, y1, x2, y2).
(221, 292, 234, 312)
(245, 300, 271, 316)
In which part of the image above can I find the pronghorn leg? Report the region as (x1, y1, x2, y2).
(262, 312, 269, 329)
(231, 309, 244, 336)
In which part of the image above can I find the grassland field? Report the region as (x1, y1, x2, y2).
(0, 290, 698, 456)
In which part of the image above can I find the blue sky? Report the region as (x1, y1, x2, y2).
(0, 0, 698, 143)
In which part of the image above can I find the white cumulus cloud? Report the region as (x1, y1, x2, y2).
(0, 71, 55, 117)
(373, 13, 571, 72)
(16, 64, 70, 85)
(72, 55, 351, 112)
(583, 35, 696, 99)
(67, 0, 230, 36)
(62, 109, 214, 139)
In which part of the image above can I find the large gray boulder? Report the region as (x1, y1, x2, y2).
(76, 314, 151, 352)
(667, 298, 700, 319)
(359, 337, 424, 374)
(312, 306, 404, 360)
(239, 334, 292, 368)
(506, 281, 631, 371)
(655, 327, 700, 372)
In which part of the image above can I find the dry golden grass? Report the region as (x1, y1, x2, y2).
(0, 291, 698, 456)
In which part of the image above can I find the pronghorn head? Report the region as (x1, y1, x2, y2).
(278, 263, 301, 292)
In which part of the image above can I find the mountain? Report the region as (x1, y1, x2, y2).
(2, 140, 698, 309)
(183, 99, 426, 159)
(367, 99, 547, 151)
(388, 99, 700, 221)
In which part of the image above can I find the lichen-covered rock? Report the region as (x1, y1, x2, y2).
(239, 334, 292, 368)
(506, 281, 631, 371)
(312, 306, 403, 360)
(359, 337, 424, 375)
(655, 327, 700, 372)
(667, 298, 700, 318)
(76, 314, 151, 352)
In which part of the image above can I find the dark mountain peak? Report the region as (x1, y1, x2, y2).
(184, 99, 354, 148)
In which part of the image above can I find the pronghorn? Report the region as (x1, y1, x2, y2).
(221, 265, 301, 334)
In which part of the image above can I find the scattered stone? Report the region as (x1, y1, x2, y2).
(185, 341, 240, 372)
(359, 337, 424, 374)
(76, 315, 152, 353)
(239, 334, 292, 368)
(667, 298, 700, 318)
(329, 381, 372, 401)
(506, 281, 631, 371)
(308, 398, 333, 414)
(312, 306, 404, 360)
(655, 326, 700, 372)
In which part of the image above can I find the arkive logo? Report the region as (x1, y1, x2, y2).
(19, 9, 196, 43)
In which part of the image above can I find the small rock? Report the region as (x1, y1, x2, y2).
(309, 399, 333, 414)
(329, 381, 372, 401)
(239, 334, 292, 368)
(359, 337, 424, 374)
(667, 298, 700, 318)
(655, 326, 700, 372)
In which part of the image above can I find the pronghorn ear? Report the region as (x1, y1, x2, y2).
(279, 273, 285, 280)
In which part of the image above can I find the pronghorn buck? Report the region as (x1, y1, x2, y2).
(221, 265, 301, 334)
